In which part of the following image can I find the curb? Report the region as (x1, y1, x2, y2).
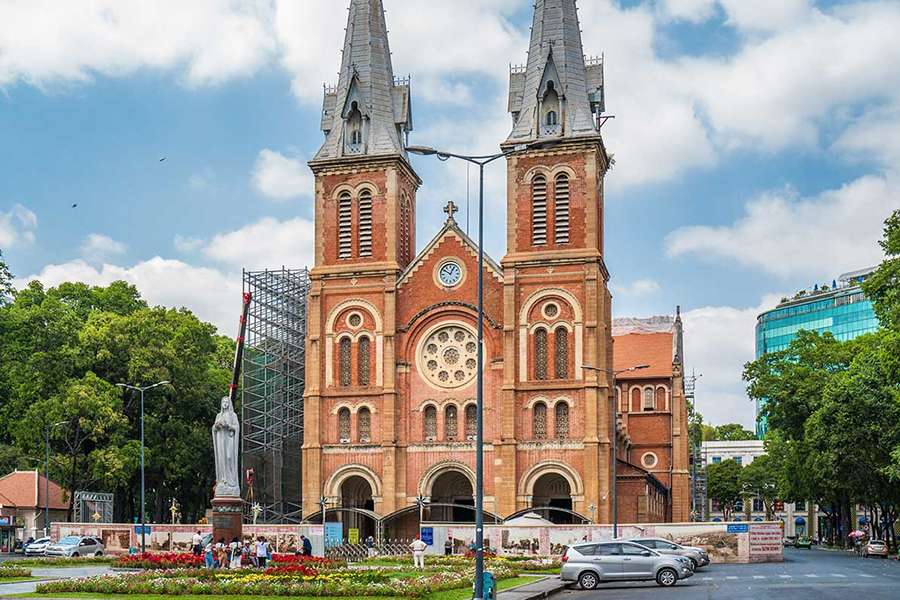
(498, 577, 567, 600)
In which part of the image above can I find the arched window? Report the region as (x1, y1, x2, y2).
(542, 81, 560, 132)
(643, 388, 654, 411)
(399, 194, 411, 264)
(339, 337, 352, 387)
(656, 387, 667, 411)
(555, 401, 569, 439)
(465, 404, 477, 440)
(631, 387, 641, 412)
(357, 336, 370, 386)
(546, 110, 558, 126)
(532, 175, 547, 245)
(358, 407, 371, 443)
(338, 407, 351, 443)
(358, 189, 373, 257)
(423, 405, 437, 441)
(445, 405, 458, 440)
(338, 191, 353, 259)
(554, 173, 570, 244)
(534, 328, 548, 380)
(554, 327, 568, 379)
(533, 401, 547, 439)
(347, 101, 363, 148)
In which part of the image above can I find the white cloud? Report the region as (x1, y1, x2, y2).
(612, 278, 661, 297)
(665, 175, 897, 279)
(0, 204, 37, 247)
(79, 233, 126, 263)
(833, 104, 900, 169)
(203, 216, 314, 271)
(659, 0, 718, 23)
(188, 167, 216, 191)
(682, 294, 784, 428)
(252, 149, 313, 201)
(719, 0, 812, 32)
(17, 257, 242, 334)
(173, 234, 203, 253)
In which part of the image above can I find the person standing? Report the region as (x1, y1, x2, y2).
(203, 540, 214, 569)
(230, 537, 242, 569)
(444, 538, 452, 556)
(365, 535, 376, 558)
(301, 534, 313, 557)
(255, 536, 269, 568)
(191, 531, 202, 556)
(409, 537, 427, 569)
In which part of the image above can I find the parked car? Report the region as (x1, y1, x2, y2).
(23, 537, 52, 556)
(783, 536, 796, 547)
(561, 541, 694, 589)
(45, 535, 105, 557)
(629, 537, 710, 569)
(864, 539, 889, 558)
(793, 536, 812, 549)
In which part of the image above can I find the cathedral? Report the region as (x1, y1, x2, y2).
(301, 0, 691, 538)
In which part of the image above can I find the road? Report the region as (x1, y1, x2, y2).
(557, 547, 900, 600)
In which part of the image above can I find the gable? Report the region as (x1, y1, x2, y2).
(397, 222, 503, 289)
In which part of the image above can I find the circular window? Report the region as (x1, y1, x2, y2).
(641, 452, 658, 469)
(346, 312, 363, 329)
(418, 324, 479, 389)
(435, 259, 464, 288)
(542, 302, 560, 319)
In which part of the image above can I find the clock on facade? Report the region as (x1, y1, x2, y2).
(438, 260, 462, 287)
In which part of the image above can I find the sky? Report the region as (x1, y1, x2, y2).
(1, 0, 898, 429)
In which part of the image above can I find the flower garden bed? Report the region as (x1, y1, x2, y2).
(13, 556, 116, 567)
(0, 566, 32, 578)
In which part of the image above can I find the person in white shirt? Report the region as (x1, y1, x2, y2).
(409, 537, 427, 568)
(191, 531, 202, 556)
(255, 537, 269, 568)
(229, 537, 242, 569)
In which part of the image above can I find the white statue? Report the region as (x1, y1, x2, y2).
(213, 396, 240, 497)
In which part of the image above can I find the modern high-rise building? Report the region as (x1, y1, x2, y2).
(754, 267, 880, 437)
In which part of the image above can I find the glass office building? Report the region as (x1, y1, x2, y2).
(755, 267, 880, 437)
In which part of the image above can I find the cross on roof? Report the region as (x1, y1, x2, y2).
(444, 200, 458, 222)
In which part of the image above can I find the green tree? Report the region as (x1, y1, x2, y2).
(740, 454, 779, 519)
(862, 209, 900, 331)
(714, 423, 756, 441)
(0, 250, 13, 304)
(707, 459, 743, 521)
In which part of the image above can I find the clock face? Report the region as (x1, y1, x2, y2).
(438, 261, 462, 287)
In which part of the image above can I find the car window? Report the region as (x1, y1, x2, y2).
(633, 539, 656, 548)
(571, 544, 598, 556)
(621, 543, 651, 556)
(594, 543, 620, 556)
(59, 536, 80, 544)
(658, 541, 680, 550)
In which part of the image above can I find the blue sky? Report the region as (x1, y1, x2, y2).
(1, 0, 898, 428)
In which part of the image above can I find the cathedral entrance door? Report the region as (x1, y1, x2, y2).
(430, 470, 474, 522)
(531, 473, 574, 524)
(340, 475, 375, 542)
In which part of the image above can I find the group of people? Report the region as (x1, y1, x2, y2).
(189, 531, 314, 568)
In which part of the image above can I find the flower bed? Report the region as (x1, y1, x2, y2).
(271, 553, 343, 567)
(0, 566, 32, 578)
(114, 552, 205, 570)
(35, 563, 518, 598)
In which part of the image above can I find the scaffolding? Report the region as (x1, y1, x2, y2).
(686, 371, 707, 520)
(241, 268, 310, 523)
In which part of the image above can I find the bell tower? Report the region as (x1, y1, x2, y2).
(303, 0, 420, 518)
(500, 0, 616, 522)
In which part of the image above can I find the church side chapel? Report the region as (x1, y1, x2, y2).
(301, 0, 691, 541)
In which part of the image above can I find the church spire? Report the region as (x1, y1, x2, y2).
(506, 0, 604, 145)
(313, 0, 412, 162)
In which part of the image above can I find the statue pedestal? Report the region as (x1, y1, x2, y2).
(211, 496, 243, 543)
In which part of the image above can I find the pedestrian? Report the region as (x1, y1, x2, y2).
(301, 534, 313, 557)
(444, 538, 452, 556)
(215, 537, 226, 568)
(365, 535, 376, 558)
(243, 540, 256, 568)
(203, 540, 214, 569)
(255, 536, 269, 568)
(192, 530, 203, 556)
(409, 536, 427, 569)
(230, 537, 242, 569)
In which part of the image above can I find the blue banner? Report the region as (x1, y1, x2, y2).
(727, 523, 748, 533)
(325, 522, 343, 546)
(134, 525, 152, 535)
(421, 527, 433, 545)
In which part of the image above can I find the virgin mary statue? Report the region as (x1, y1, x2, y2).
(212, 396, 240, 497)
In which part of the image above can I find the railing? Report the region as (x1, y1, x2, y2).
(326, 540, 413, 561)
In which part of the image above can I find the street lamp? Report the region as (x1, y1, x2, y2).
(44, 420, 68, 537)
(407, 140, 555, 600)
(583, 364, 650, 538)
(116, 380, 169, 553)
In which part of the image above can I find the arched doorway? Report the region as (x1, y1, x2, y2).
(340, 475, 375, 541)
(531, 473, 573, 524)
(430, 470, 474, 522)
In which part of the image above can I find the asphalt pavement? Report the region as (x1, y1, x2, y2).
(557, 547, 900, 600)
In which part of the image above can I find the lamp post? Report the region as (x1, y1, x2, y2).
(415, 494, 428, 539)
(116, 380, 169, 554)
(44, 420, 68, 538)
(583, 364, 649, 538)
(407, 141, 555, 600)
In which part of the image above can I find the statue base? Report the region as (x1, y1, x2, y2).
(211, 497, 243, 544)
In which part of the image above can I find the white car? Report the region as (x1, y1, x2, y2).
(45, 535, 105, 557)
(23, 537, 52, 556)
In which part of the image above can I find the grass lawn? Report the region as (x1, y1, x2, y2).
(0, 576, 41, 584)
(9, 576, 541, 600)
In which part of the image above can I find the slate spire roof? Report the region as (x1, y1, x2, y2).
(313, 0, 412, 162)
(506, 0, 604, 144)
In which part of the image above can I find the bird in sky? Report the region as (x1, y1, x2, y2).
(159, 157, 167, 162)
(71, 203, 78, 208)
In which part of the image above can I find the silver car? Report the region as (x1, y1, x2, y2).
(561, 541, 694, 589)
(45, 535, 105, 557)
(630, 537, 710, 569)
(23, 537, 52, 556)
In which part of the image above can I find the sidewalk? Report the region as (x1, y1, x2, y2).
(498, 575, 567, 600)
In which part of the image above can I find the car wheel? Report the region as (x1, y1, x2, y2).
(656, 567, 678, 587)
(578, 571, 600, 590)
(71, 552, 79, 557)
(689, 557, 699, 570)
(95, 551, 103, 557)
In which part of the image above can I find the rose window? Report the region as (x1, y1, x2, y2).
(420, 325, 479, 388)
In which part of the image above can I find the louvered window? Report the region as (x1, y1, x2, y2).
(400, 194, 411, 264)
(338, 408, 351, 443)
(424, 405, 437, 441)
(357, 337, 370, 386)
(358, 189, 373, 256)
(554, 174, 570, 244)
(445, 405, 458, 440)
(554, 327, 569, 379)
(643, 388, 655, 411)
(534, 328, 548, 380)
(555, 401, 569, 439)
(532, 175, 547, 245)
(339, 337, 352, 387)
(533, 402, 547, 440)
(338, 191, 353, 259)
(358, 407, 371, 442)
(465, 404, 477, 440)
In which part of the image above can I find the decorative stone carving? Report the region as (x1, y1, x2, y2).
(213, 397, 240, 497)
